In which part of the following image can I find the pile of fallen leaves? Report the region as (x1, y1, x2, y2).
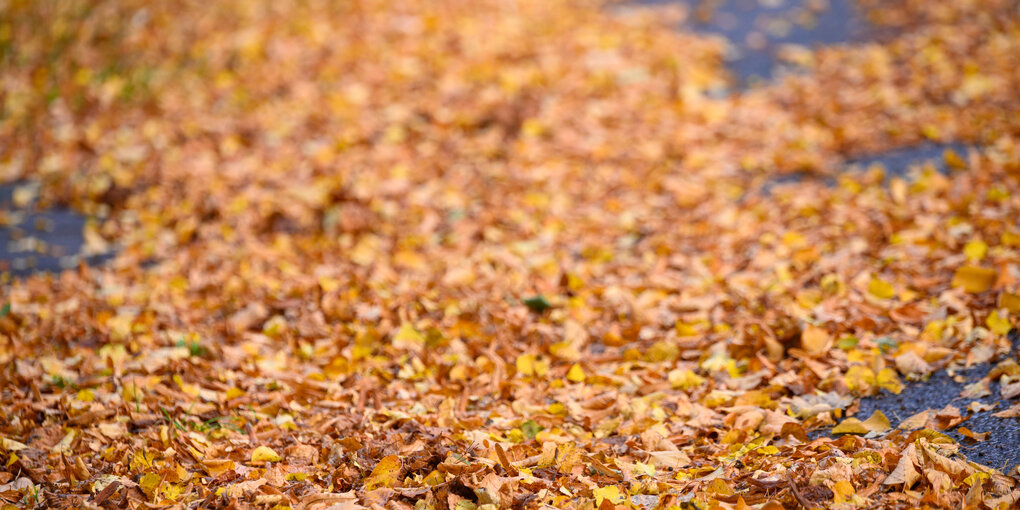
(2, 0, 1020, 508)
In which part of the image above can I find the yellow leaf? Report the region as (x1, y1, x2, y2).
(844, 365, 876, 393)
(202, 459, 236, 477)
(275, 414, 298, 430)
(800, 325, 831, 356)
(832, 418, 868, 435)
(1001, 292, 1020, 314)
(675, 321, 698, 337)
(862, 410, 891, 433)
(364, 455, 401, 490)
(633, 461, 656, 477)
(668, 368, 705, 390)
(834, 410, 891, 435)
(392, 323, 425, 353)
(645, 340, 678, 362)
(868, 277, 896, 300)
(251, 446, 281, 463)
(963, 240, 987, 261)
(0, 438, 27, 452)
(76, 389, 95, 402)
(702, 389, 733, 408)
(944, 149, 967, 169)
(122, 380, 144, 402)
(521, 118, 544, 138)
(516, 354, 548, 378)
(162, 482, 185, 501)
(705, 478, 733, 496)
(986, 310, 1011, 335)
(832, 480, 854, 503)
(593, 485, 624, 506)
(130, 450, 156, 471)
(173, 374, 200, 397)
(952, 265, 998, 293)
(139, 472, 161, 498)
(549, 341, 581, 361)
(51, 430, 77, 454)
(262, 315, 288, 338)
(876, 368, 904, 394)
(566, 364, 586, 383)
(224, 387, 245, 400)
(318, 276, 340, 293)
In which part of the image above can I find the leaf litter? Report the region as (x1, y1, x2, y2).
(2, 0, 1020, 508)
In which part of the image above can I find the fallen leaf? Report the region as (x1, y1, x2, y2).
(363, 455, 401, 490)
(884, 444, 920, 488)
(993, 404, 1020, 418)
(898, 410, 931, 430)
(952, 266, 998, 293)
(251, 446, 282, 463)
(800, 325, 831, 356)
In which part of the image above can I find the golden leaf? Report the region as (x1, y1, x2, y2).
(986, 310, 1011, 335)
(963, 239, 987, 261)
(363, 455, 401, 490)
(251, 446, 281, 463)
(868, 277, 896, 300)
(566, 363, 586, 383)
(593, 485, 625, 506)
(800, 325, 831, 356)
(952, 265, 998, 293)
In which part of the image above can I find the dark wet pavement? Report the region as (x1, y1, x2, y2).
(640, 0, 872, 85)
(851, 330, 1020, 474)
(0, 183, 110, 278)
(845, 142, 973, 179)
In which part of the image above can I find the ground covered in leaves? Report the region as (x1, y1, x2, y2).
(2, 0, 1020, 508)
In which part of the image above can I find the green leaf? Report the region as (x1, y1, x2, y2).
(176, 338, 206, 357)
(520, 419, 542, 440)
(522, 295, 551, 313)
(837, 335, 859, 350)
(876, 336, 898, 353)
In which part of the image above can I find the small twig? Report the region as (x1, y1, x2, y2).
(785, 472, 813, 510)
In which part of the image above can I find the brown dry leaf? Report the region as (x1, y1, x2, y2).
(993, 404, 1020, 418)
(894, 351, 931, 375)
(884, 444, 921, 488)
(898, 410, 932, 430)
(800, 325, 832, 356)
(958, 427, 990, 442)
